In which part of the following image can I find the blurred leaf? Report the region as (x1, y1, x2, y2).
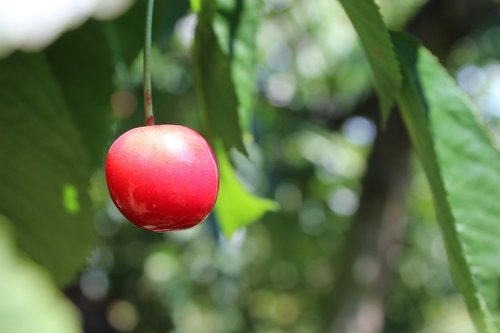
(214, 0, 263, 135)
(45, 20, 114, 168)
(394, 32, 500, 333)
(0, 53, 94, 287)
(214, 144, 278, 238)
(193, 0, 247, 154)
(339, 0, 402, 123)
(111, 0, 188, 69)
(0, 215, 82, 333)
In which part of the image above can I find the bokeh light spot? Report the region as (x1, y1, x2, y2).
(80, 269, 109, 301)
(342, 116, 377, 146)
(327, 187, 359, 216)
(143, 251, 178, 283)
(107, 300, 139, 332)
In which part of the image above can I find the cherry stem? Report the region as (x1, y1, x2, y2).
(143, 0, 155, 126)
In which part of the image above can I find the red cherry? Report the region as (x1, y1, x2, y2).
(105, 125, 219, 232)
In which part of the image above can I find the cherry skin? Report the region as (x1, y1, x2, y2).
(105, 125, 219, 232)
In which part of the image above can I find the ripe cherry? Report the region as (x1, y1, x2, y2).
(105, 125, 219, 232)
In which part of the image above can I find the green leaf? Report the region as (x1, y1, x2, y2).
(0, 215, 82, 333)
(214, 144, 278, 238)
(196, 1, 273, 235)
(393, 32, 500, 333)
(0, 53, 94, 287)
(339, 0, 402, 123)
(214, 0, 263, 135)
(45, 20, 114, 169)
(193, 0, 247, 154)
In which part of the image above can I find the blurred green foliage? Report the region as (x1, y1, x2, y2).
(0, 216, 82, 333)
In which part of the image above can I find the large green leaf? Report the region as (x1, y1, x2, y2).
(339, 0, 402, 122)
(0, 216, 82, 333)
(45, 20, 114, 169)
(214, 143, 278, 237)
(394, 32, 500, 333)
(193, 0, 247, 154)
(0, 53, 94, 287)
(214, 0, 263, 135)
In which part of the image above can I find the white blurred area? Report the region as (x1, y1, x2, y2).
(0, 0, 134, 57)
(457, 62, 500, 118)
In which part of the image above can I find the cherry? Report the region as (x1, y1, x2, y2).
(105, 125, 219, 232)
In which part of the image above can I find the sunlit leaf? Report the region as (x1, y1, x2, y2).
(339, 0, 402, 123)
(394, 32, 500, 333)
(196, 1, 274, 235)
(193, 0, 247, 154)
(190, 0, 201, 13)
(0, 53, 94, 287)
(0, 216, 82, 333)
(214, 0, 263, 135)
(214, 144, 278, 238)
